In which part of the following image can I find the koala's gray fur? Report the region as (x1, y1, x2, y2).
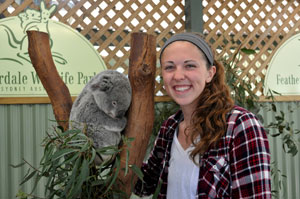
(69, 70, 132, 162)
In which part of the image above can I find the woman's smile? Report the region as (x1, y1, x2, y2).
(174, 85, 191, 92)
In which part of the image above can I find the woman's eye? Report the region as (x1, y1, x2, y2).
(163, 65, 174, 70)
(186, 64, 196, 69)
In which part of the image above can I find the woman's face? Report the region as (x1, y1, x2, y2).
(161, 41, 216, 110)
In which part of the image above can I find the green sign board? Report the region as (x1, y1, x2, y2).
(0, 1, 107, 98)
(264, 33, 300, 96)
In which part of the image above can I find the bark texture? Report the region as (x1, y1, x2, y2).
(27, 30, 73, 131)
(118, 32, 157, 196)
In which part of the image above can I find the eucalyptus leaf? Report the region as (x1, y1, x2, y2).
(79, 141, 90, 152)
(69, 158, 89, 199)
(60, 129, 81, 136)
(97, 145, 120, 155)
(66, 139, 87, 146)
(57, 151, 80, 167)
(124, 150, 129, 176)
(89, 148, 96, 164)
(103, 156, 120, 195)
(64, 155, 81, 197)
(130, 164, 144, 181)
(41, 143, 55, 167)
(241, 48, 256, 54)
(30, 174, 42, 195)
(20, 170, 37, 186)
(51, 148, 77, 162)
(45, 167, 56, 196)
(80, 158, 90, 181)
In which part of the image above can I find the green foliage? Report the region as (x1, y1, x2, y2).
(222, 47, 260, 113)
(13, 127, 143, 199)
(221, 47, 299, 157)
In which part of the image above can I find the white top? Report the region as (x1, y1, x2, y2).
(167, 127, 200, 199)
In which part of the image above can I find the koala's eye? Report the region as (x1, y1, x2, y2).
(112, 101, 117, 107)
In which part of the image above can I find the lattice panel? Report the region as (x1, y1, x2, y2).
(203, 0, 300, 97)
(1, 0, 300, 101)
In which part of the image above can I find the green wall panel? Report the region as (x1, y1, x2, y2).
(0, 104, 55, 199)
(260, 102, 300, 199)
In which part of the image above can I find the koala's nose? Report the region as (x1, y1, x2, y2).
(108, 111, 116, 118)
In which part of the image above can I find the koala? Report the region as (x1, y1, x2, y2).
(69, 70, 132, 162)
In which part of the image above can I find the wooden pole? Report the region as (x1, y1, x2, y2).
(27, 31, 73, 131)
(118, 32, 156, 196)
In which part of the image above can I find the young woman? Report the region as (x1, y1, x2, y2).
(133, 32, 271, 199)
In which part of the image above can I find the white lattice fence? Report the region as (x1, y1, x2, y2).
(1, 0, 300, 101)
(203, 0, 300, 98)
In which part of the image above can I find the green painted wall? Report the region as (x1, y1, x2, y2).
(0, 104, 54, 199)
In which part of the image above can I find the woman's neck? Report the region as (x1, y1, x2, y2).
(177, 107, 195, 150)
(180, 106, 195, 126)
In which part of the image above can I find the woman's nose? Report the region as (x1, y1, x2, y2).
(173, 68, 185, 80)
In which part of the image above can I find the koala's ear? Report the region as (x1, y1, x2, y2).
(91, 75, 113, 92)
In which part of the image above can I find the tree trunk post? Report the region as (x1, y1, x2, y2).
(27, 30, 73, 131)
(119, 32, 156, 196)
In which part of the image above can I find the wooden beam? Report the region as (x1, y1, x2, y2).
(118, 32, 156, 196)
(27, 30, 73, 131)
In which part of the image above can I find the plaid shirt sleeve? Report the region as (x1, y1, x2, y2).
(134, 119, 173, 197)
(230, 109, 272, 198)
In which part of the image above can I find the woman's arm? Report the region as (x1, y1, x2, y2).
(134, 121, 170, 196)
(230, 112, 272, 198)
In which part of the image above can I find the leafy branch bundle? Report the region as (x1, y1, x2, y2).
(14, 127, 143, 199)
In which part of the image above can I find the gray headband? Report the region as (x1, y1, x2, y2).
(160, 32, 214, 66)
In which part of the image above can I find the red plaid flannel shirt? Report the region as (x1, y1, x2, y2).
(134, 105, 271, 199)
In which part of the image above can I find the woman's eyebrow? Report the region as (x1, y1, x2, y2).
(184, 60, 196, 63)
(162, 60, 175, 64)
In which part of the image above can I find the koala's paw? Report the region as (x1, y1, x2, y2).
(102, 117, 127, 132)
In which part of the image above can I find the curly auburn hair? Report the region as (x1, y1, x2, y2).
(188, 48, 234, 160)
(160, 32, 234, 160)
